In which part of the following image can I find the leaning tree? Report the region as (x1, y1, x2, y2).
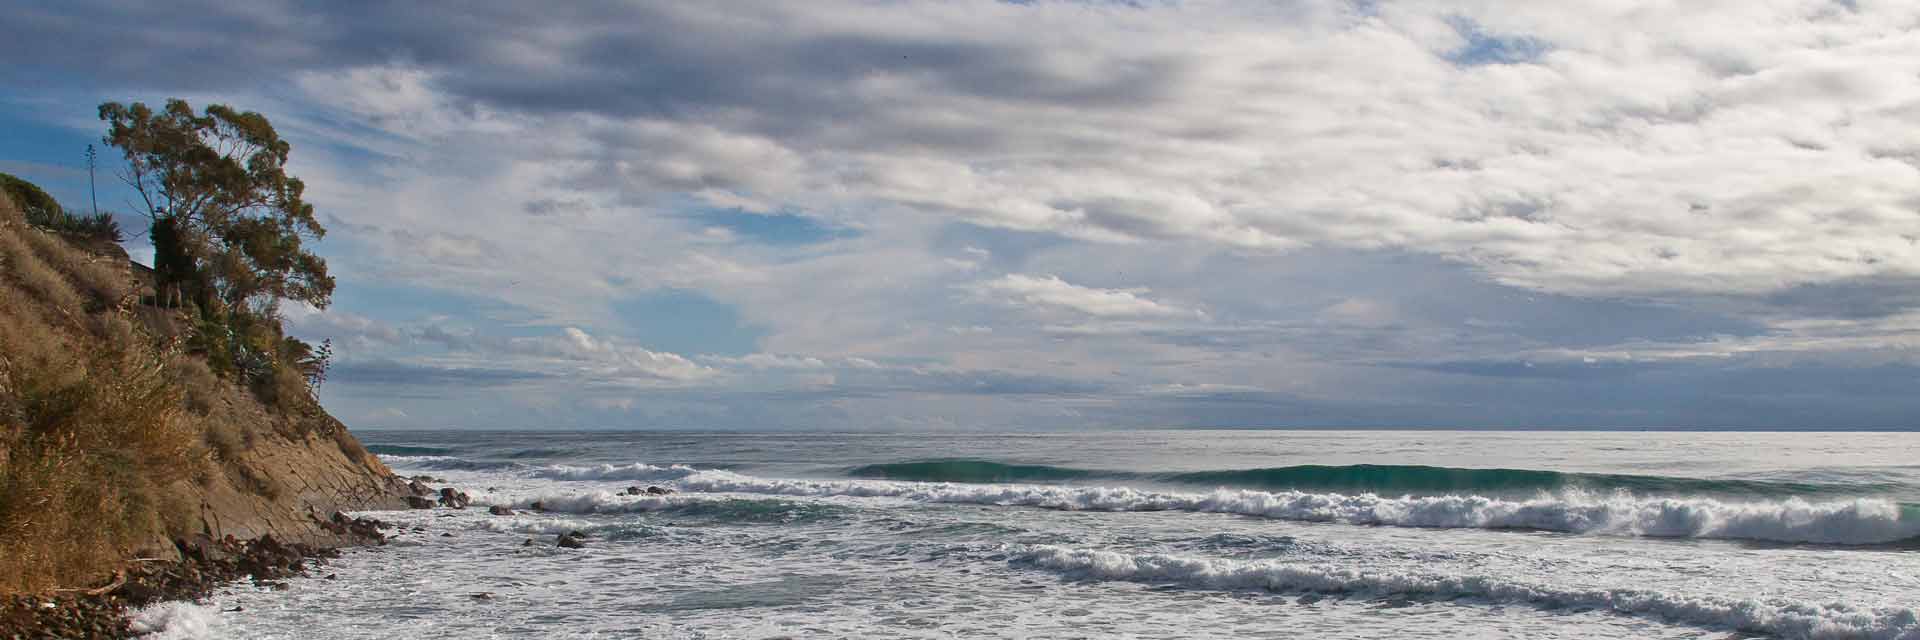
(99, 99, 334, 317)
(100, 99, 335, 388)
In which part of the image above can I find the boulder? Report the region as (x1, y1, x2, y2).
(407, 480, 434, 496)
(488, 505, 515, 516)
(645, 486, 674, 495)
(404, 496, 435, 509)
(556, 533, 586, 549)
(621, 486, 642, 496)
(437, 487, 471, 509)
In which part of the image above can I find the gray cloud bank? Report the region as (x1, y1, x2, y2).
(9, 0, 1920, 429)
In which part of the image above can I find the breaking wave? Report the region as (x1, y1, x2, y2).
(847, 459, 1898, 498)
(1014, 545, 1920, 640)
(377, 455, 519, 471)
(529, 463, 707, 482)
(670, 469, 1920, 544)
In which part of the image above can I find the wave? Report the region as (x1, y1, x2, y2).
(127, 601, 221, 639)
(846, 459, 1898, 498)
(850, 459, 1101, 483)
(365, 444, 455, 456)
(509, 492, 848, 524)
(670, 470, 1920, 544)
(1013, 545, 1920, 640)
(377, 455, 519, 471)
(530, 462, 707, 482)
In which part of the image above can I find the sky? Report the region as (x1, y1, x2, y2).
(3, 0, 1919, 430)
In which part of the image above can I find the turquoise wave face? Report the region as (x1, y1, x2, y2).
(848, 459, 1101, 483)
(845, 458, 1905, 499)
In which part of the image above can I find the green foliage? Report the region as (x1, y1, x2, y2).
(100, 99, 337, 406)
(99, 99, 334, 313)
(0, 172, 122, 243)
(0, 173, 60, 222)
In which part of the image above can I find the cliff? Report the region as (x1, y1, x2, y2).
(0, 189, 410, 595)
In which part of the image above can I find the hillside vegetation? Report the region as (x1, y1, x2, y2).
(0, 188, 401, 594)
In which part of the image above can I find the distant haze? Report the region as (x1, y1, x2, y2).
(4, 1, 1918, 430)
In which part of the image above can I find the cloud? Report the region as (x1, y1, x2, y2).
(329, 360, 551, 388)
(969, 274, 1199, 318)
(15, 1, 1920, 300)
(12, 0, 1920, 429)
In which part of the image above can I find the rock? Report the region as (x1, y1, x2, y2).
(319, 511, 389, 542)
(407, 480, 434, 495)
(440, 533, 454, 538)
(404, 496, 435, 509)
(488, 505, 515, 516)
(556, 533, 586, 549)
(622, 486, 642, 496)
(565, 530, 588, 539)
(437, 487, 471, 509)
(645, 485, 674, 495)
(522, 538, 534, 547)
(529, 501, 546, 512)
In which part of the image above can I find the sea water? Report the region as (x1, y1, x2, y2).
(136, 430, 1920, 639)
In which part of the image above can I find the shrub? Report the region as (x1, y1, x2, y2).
(0, 173, 122, 243)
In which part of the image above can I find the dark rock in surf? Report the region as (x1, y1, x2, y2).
(645, 486, 673, 495)
(438, 487, 470, 509)
(407, 479, 434, 495)
(404, 496, 435, 509)
(556, 533, 586, 549)
(488, 505, 515, 516)
(528, 501, 546, 512)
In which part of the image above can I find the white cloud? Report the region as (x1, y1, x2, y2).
(30, 0, 1920, 427)
(968, 274, 1200, 318)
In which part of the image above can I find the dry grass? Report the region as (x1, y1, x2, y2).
(168, 354, 221, 416)
(0, 310, 203, 591)
(0, 226, 83, 313)
(0, 192, 207, 592)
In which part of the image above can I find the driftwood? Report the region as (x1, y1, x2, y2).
(51, 569, 126, 597)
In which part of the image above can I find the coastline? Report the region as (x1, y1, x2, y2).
(0, 512, 390, 639)
(0, 476, 468, 639)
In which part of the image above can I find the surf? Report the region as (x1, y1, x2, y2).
(669, 468, 1920, 544)
(846, 458, 1901, 498)
(1013, 545, 1920, 640)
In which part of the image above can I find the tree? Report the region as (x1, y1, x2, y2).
(98, 99, 334, 317)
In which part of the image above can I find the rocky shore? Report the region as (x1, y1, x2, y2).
(0, 511, 391, 640)
(0, 472, 645, 639)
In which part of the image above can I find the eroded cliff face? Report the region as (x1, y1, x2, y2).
(0, 190, 407, 592)
(153, 391, 412, 555)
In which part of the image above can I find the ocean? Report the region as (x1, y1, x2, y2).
(134, 430, 1920, 639)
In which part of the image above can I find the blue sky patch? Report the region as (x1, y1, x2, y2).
(612, 289, 766, 356)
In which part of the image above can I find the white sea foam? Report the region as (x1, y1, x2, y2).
(128, 601, 221, 639)
(507, 491, 686, 513)
(1014, 545, 1920, 640)
(379, 454, 462, 465)
(657, 469, 1920, 544)
(529, 463, 705, 482)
